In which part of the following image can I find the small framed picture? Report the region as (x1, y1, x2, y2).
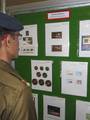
(52, 45, 62, 52)
(23, 37, 33, 44)
(26, 31, 29, 36)
(82, 35, 90, 44)
(48, 105, 60, 117)
(67, 79, 73, 84)
(51, 32, 62, 39)
(81, 35, 90, 51)
(76, 80, 82, 85)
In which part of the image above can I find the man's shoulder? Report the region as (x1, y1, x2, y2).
(0, 68, 30, 92)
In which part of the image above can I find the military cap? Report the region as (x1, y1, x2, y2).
(0, 12, 23, 32)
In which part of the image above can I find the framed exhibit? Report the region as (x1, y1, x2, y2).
(43, 95, 65, 120)
(33, 93, 38, 119)
(45, 22, 69, 56)
(79, 20, 90, 57)
(76, 100, 90, 120)
(19, 24, 38, 56)
(31, 60, 53, 91)
(61, 61, 88, 96)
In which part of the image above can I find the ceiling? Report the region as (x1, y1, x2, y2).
(5, 0, 47, 7)
(1, 0, 90, 15)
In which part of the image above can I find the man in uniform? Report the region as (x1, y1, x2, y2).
(0, 12, 37, 120)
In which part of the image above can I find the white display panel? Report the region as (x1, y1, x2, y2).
(33, 93, 38, 119)
(45, 22, 69, 56)
(19, 24, 38, 56)
(76, 100, 90, 120)
(31, 60, 53, 91)
(43, 95, 65, 120)
(61, 61, 88, 96)
(79, 20, 90, 57)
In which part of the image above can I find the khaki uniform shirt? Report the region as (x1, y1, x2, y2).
(0, 60, 37, 120)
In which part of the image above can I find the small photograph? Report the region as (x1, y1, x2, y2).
(26, 31, 29, 36)
(48, 105, 60, 117)
(76, 80, 82, 85)
(52, 45, 62, 52)
(66, 71, 73, 76)
(23, 37, 33, 44)
(67, 79, 73, 84)
(75, 71, 82, 76)
(82, 35, 90, 44)
(81, 35, 90, 51)
(86, 113, 90, 120)
(51, 32, 62, 39)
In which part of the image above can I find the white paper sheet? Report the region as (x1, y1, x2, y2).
(31, 60, 53, 91)
(61, 61, 88, 96)
(43, 95, 65, 120)
(76, 100, 90, 120)
(45, 22, 69, 56)
(19, 24, 38, 56)
(79, 20, 90, 57)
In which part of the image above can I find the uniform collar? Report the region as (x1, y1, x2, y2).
(0, 59, 22, 80)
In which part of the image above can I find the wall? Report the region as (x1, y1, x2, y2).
(15, 6, 90, 120)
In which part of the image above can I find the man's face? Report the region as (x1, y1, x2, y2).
(6, 32, 21, 59)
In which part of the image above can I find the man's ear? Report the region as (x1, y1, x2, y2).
(7, 39, 11, 44)
(3, 34, 11, 47)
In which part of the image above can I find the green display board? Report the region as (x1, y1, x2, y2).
(15, 6, 90, 120)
